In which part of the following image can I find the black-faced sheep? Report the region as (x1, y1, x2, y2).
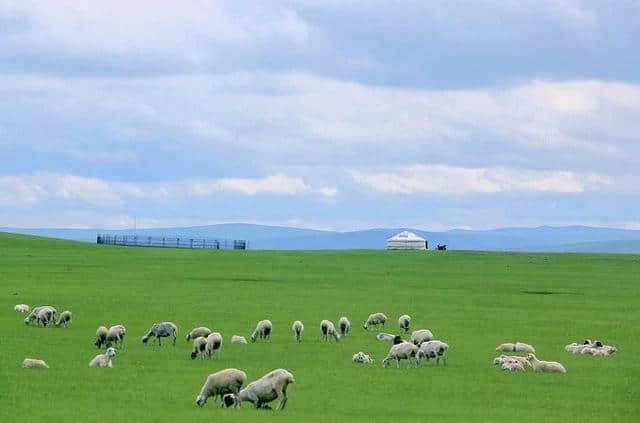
(292, 321, 304, 342)
(225, 368, 295, 410)
(205, 332, 222, 358)
(141, 322, 178, 346)
(363, 312, 387, 330)
(89, 347, 116, 368)
(339, 316, 351, 337)
(320, 320, 340, 342)
(195, 368, 247, 407)
(186, 326, 212, 342)
(382, 341, 419, 368)
(250, 320, 272, 343)
(191, 336, 208, 360)
(56, 310, 72, 327)
(376, 332, 404, 344)
(398, 314, 411, 333)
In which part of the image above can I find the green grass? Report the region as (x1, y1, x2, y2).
(1, 232, 639, 422)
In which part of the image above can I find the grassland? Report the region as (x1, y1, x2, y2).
(1, 232, 639, 422)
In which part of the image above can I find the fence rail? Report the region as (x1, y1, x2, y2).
(96, 234, 248, 250)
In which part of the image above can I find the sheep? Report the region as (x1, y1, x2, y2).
(526, 353, 566, 373)
(320, 319, 340, 342)
(191, 336, 208, 360)
(398, 314, 411, 333)
(338, 316, 351, 337)
(106, 325, 126, 348)
(382, 341, 420, 368)
(417, 340, 449, 365)
(363, 312, 387, 330)
(24, 306, 57, 326)
(410, 329, 434, 346)
(186, 326, 212, 342)
(195, 368, 248, 407)
(496, 342, 535, 353)
(205, 332, 223, 358)
(141, 322, 178, 346)
(493, 354, 530, 367)
(225, 369, 295, 410)
(56, 310, 72, 327)
(95, 326, 108, 348)
(376, 332, 404, 344)
(565, 342, 581, 353)
(352, 352, 374, 364)
(14, 304, 30, 313)
(22, 358, 48, 369)
(232, 335, 248, 344)
(250, 320, 272, 343)
(502, 359, 525, 372)
(89, 347, 116, 368)
(292, 321, 304, 342)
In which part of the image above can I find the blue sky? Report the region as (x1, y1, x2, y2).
(0, 0, 638, 230)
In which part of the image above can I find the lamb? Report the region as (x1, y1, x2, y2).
(56, 310, 72, 327)
(320, 319, 340, 342)
(417, 340, 449, 365)
(496, 342, 535, 353)
(22, 358, 49, 369)
(250, 320, 272, 343)
(95, 326, 108, 348)
(526, 353, 566, 373)
(363, 312, 387, 330)
(352, 352, 374, 364)
(191, 336, 208, 360)
(382, 341, 420, 368)
(410, 329, 434, 346)
(232, 335, 248, 344)
(106, 325, 126, 348)
(205, 332, 223, 358)
(398, 314, 411, 333)
(195, 368, 248, 407)
(292, 321, 304, 342)
(141, 322, 178, 346)
(186, 326, 212, 342)
(89, 347, 116, 368)
(338, 316, 351, 337)
(224, 368, 295, 410)
(376, 332, 404, 344)
(14, 304, 30, 313)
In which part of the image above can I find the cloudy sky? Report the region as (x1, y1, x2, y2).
(1, 0, 638, 230)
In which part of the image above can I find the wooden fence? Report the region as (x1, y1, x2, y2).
(96, 234, 248, 250)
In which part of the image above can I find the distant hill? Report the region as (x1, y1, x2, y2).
(2, 224, 640, 253)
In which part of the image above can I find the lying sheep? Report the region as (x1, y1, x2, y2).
(376, 332, 404, 344)
(292, 321, 304, 342)
(496, 342, 535, 353)
(352, 352, 374, 364)
(22, 358, 49, 369)
(417, 340, 449, 365)
(339, 316, 351, 337)
(493, 354, 530, 367)
(142, 322, 178, 346)
(191, 336, 208, 360)
(14, 304, 30, 313)
(232, 335, 248, 345)
(363, 312, 387, 330)
(186, 326, 212, 342)
(581, 346, 617, 356)
(250, 320, 272, 343)
(320, 320, 340, 342)
(502, 359, 525, 372)
(410, 329, 434, 346)
(224, 368, 295, 410)
(398, 314, 411, 333)
(526, 353, 566, 373)
(382, 341, 420, 368)
(205, 332, 223, 358)
(106, 325, 126, 348)
(95, 326, 108, 348)
(89, 347, 116, 368)
(56, 310, 72, 327)
(195, 368, 248, 407)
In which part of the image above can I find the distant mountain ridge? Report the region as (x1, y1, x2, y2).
(2, 224, 640, 253)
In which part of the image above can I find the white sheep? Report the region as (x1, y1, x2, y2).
(320, 319, 340, 342)
(224, 368, 295, 410)
(493, 354, 530, 367)
(56, 310, 72, 327)
(186, 326, 212, 342)
(141, 322, 178, 346)
(106, 324, 126, 348)
(22, 358, 49, 369)
(496, 342, 535, 353)
(195, 368, 247, 407)
(89, 347, 116, 368)
(24, 306, 57, 326)
(352, 351, 374, 364)
(338, 316, 351, 337)
(232, 335, 248, 344)
(363, 312, 387, 330)
(526, 353, 566, 373)
(292, 321, 304, 342)
(417, 340, 449, 365)
(376, 332, 404, 344)
(205, 332, 223, 358)
(250, 320, 272, 343)
(398, 314, 411, 333)
(410, 329, 434, 346)
(382, 341, 420, 368)
(502, 359, 525, 372)
(14, 304, 30, 313)
(95, 326, 108, 348)
(191, 336, 208, 360)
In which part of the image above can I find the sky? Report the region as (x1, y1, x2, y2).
(0, 0, 639, 231)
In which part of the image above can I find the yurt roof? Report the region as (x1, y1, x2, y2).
(386, 231, 425, 242)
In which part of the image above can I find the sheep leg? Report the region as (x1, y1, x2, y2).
(277, 387, 289, 410)
(172, 334, 176, 346)
(157, 336, 161, 346)
(396, 358, 400, 368)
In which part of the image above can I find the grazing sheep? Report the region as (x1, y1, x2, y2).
(25, 306, 57, 326)
(363, 312, 387, 330)
(226, 368, 295, 410)
(14, 304, 30, 313)
(95, 326, 108, 348)
(338, 316, 351, 337)
(376, 332, 404, 344)
(382, 341, 420, 368)
(195, 368, 248, 407)
(22, 358, 48, 369)
(56, 310, 72, 327)
(141, 322, 178, 346)
(191, 336, 208, 360)
(250, 320, 272, 343)
(186, 326, 212, 342)
(320, 320, 340, 342)
(417, 340, 449, 365)
(205, 332, 223, 358)
(496, 342, 535, 353)
(526, 353, 566, 373)
(89, 347, 116, 368)
(232, 335, 248, 345)
(292, 321, 304, 342)
(106, 325, 126, 348)
(410, 329, 434, 346)
(398, 315, 411, 333)
(352, 352, 374, 364)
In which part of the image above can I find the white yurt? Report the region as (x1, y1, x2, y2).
(386, 231, 427, 250)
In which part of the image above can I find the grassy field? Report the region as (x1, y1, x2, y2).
(1, 232, 639, 422)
